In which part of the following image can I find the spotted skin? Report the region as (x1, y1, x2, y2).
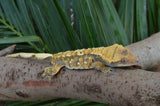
(6, 44, 138, 80)
(41, 54, 112, 80)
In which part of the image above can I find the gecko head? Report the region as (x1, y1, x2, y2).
(101, 44, 138, 67)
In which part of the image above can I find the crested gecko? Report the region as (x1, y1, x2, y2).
(6, 44, 138, 80)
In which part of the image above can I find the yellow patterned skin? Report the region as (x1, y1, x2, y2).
(6, 44, 138, 80)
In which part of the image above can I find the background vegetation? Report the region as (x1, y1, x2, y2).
(0, 0, 160, 105)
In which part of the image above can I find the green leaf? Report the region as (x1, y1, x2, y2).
(148, 0, 160, 35)
(28, 0, 82, 53)
(54, 0, 83, 49)
(0, 36, 41, 44)
(0, 0, 159, 106)
(0, 19, 22, 36)
(135, 0, 148, 41)
(158, 0, 160, 30)
(101, 0, 129, 45)
(118, 0, 134, 43)
(0, 0, 45, 52)
(75, 0, 98, 47)
(75, 0, 129, 47)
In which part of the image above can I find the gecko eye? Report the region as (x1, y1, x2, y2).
(121, 58, 127, 64)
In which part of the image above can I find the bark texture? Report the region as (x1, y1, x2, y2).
(128, 32, 160, 70)
(0, 32, 160, 106)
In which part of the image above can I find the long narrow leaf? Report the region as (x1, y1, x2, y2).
(101, 0, 129, 45)
(159, 0, 160, 30)
(148, 0, 160, 35)
(0, 36, 41, 44)
(54, 0, 82, 49)
(75, 0, 98, 47)
(60, 0, 84, 46)
(118, 0, 134, 43)
(135, 0, 148, 41)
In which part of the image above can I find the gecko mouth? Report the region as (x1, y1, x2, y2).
(107, 62, 139, 67)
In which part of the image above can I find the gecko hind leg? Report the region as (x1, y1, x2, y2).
(41, 64, 64, 80)
(41, 67, 53, 80)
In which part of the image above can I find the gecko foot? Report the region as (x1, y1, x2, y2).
(101, 67, 112, 76)
(41, 67, 55, 80)
(42, 64, 64, 80)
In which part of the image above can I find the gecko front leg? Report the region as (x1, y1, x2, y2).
(42, 64, 64, 80)
(91, 61, 112, 74)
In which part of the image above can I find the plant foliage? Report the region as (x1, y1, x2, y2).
(0, 0, 160, 105)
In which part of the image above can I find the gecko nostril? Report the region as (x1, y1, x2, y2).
(121, 58, 127, 64)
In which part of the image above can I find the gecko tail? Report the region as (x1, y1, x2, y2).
(6, 53, 53, 61)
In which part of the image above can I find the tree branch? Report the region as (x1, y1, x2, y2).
(0, 45, 16, 56)
(128, 32, 160, 70)
(1, 32, 160, 106)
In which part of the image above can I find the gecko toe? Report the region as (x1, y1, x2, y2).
(104, 71, 112, 76)
(102, 67, 112, 76)
(41, 73, 47, 78)
(110, 67, 115, 71)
